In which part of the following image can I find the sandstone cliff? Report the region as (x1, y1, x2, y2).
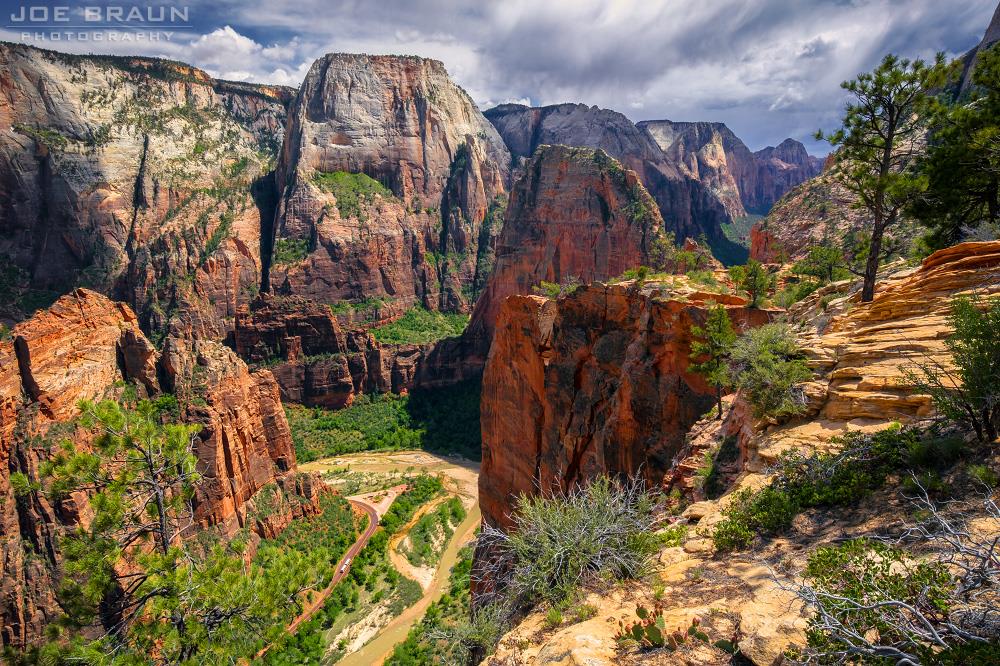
(479, 279, 774, 529)
(482, 241, 1000, 666)
(270, 53, 510, 315)
(233, 294, 427, 406)
(465, 145, 665, 351)
(484, 104, 822, 261)
(0, 289, 318, 650)
(485, 103, 734, 251)
(0, 43, 290, 341)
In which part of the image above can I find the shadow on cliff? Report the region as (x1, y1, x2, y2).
(405, 376, 482, 461)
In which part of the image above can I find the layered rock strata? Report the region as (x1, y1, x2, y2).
(479, 279, 775, 529)
(0, 289, 318, 650)
(270, 53, 510, 315)
(0, 43, 290, 339)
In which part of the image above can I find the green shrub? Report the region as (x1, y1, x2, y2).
(477, 476, 661, 609)
(686, 269, 720, 289)
(775, 279, 820, 308)
(799, 539, 955, 663)
(728, 259, 775, 307)
(712, 426, 965, 551)
(727, 323, 811, 419)
(533, 276, 581, 299)
(907, 295, 1000, 443)
(969, 463, 999, 487)
(544, 607, 563, 629)
(313, 171, 393, 220)
(371, 306, 469, 345)
(272, 238, 310, 265)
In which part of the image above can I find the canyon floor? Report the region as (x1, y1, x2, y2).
(300, 451, 481, 664)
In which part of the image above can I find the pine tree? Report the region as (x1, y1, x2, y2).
(43, 397, 277, 663)
(817, 53, 942, 302)
(728, 259, 775, 308)
(910, 45, 1000, 250)
(690, 304, 737, 420)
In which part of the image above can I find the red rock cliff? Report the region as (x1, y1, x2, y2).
(0, 43, 289, 340)
(0, 289, 317, 650)
(270, 53, 510, 315)
(479, 281, 775, 529)
(466, 145, 664, 350)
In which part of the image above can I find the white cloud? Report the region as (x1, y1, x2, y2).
(4, 0, 997, 151)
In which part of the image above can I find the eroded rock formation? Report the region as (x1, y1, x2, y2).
(0, 44, 290, 339)
(484, 104, 822, 259)
(479, 280, 774, 529)
(0, 289, 319, 650)
(483, 241, 1000, 666)
(466, 145, 664, 350)
(270, 53, 510, 315)
(233, 294, 427, 407)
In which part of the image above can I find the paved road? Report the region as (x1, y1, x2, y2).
(256, 498, 379, 659)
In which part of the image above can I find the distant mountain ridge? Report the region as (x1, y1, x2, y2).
(484, 103, 823, 261)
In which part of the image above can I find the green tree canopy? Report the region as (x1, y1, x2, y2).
(818, 53, 943, 301)
(728, 259, 775, 308)
(690, 304, 737, 420)
(910, 45, 1000, 251)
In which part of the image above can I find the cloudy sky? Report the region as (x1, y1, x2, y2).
(1, 0, 996, 153)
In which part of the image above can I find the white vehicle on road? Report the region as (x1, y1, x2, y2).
(340, 557, 352, 573)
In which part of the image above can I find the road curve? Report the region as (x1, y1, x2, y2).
(256, 498, 379, 660)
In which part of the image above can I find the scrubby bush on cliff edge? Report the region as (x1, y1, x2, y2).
(907, 295, 1000, 444)
(712, 425, 965, 552)
(784, 487, 1000, 664)
(470, 476, 665, 658)
(727, 322, 812, 420)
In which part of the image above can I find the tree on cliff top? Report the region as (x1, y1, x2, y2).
(42, 398, 278, 663)
(690, 304, 737, 420)
(910, 45, 1000, 251)
(818, 53, 943, 302)
(728, 259, 774, 308)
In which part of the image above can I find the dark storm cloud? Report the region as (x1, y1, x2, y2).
(0, 0, 995, 152)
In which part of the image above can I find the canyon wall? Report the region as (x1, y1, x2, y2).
(465, 145, 664, 350)
(484, 104, 822, 262)
(233, 294, 428, 407)
(0, 44, 290, 340)
(0, 290, 318, 650)
(270, 53, 510, 316)
(479, 280, 775, 529)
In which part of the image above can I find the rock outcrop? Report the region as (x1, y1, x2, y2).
(270, 54, 510, 315)
(479, 279, 774, 529)
(480, 243, 1000, 666)
(640, 120, 823, 217)
(465, 145, 664, 350)
(0, 289, 319, 650)
(485, 103, 734, 250)
(752, 139, 825, 213)
(484, 104, 822, 260)
(0, 43, 290, 340)
(959, 2, 1000, 93)
(233, 294, 427, 407)
(748, 169, 862, 263)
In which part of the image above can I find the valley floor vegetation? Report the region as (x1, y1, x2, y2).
(371, 306, 470, 345)
(286, 377, 482, 462)
(12, 395, 363, 666)
(262, 473, 444, 664)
